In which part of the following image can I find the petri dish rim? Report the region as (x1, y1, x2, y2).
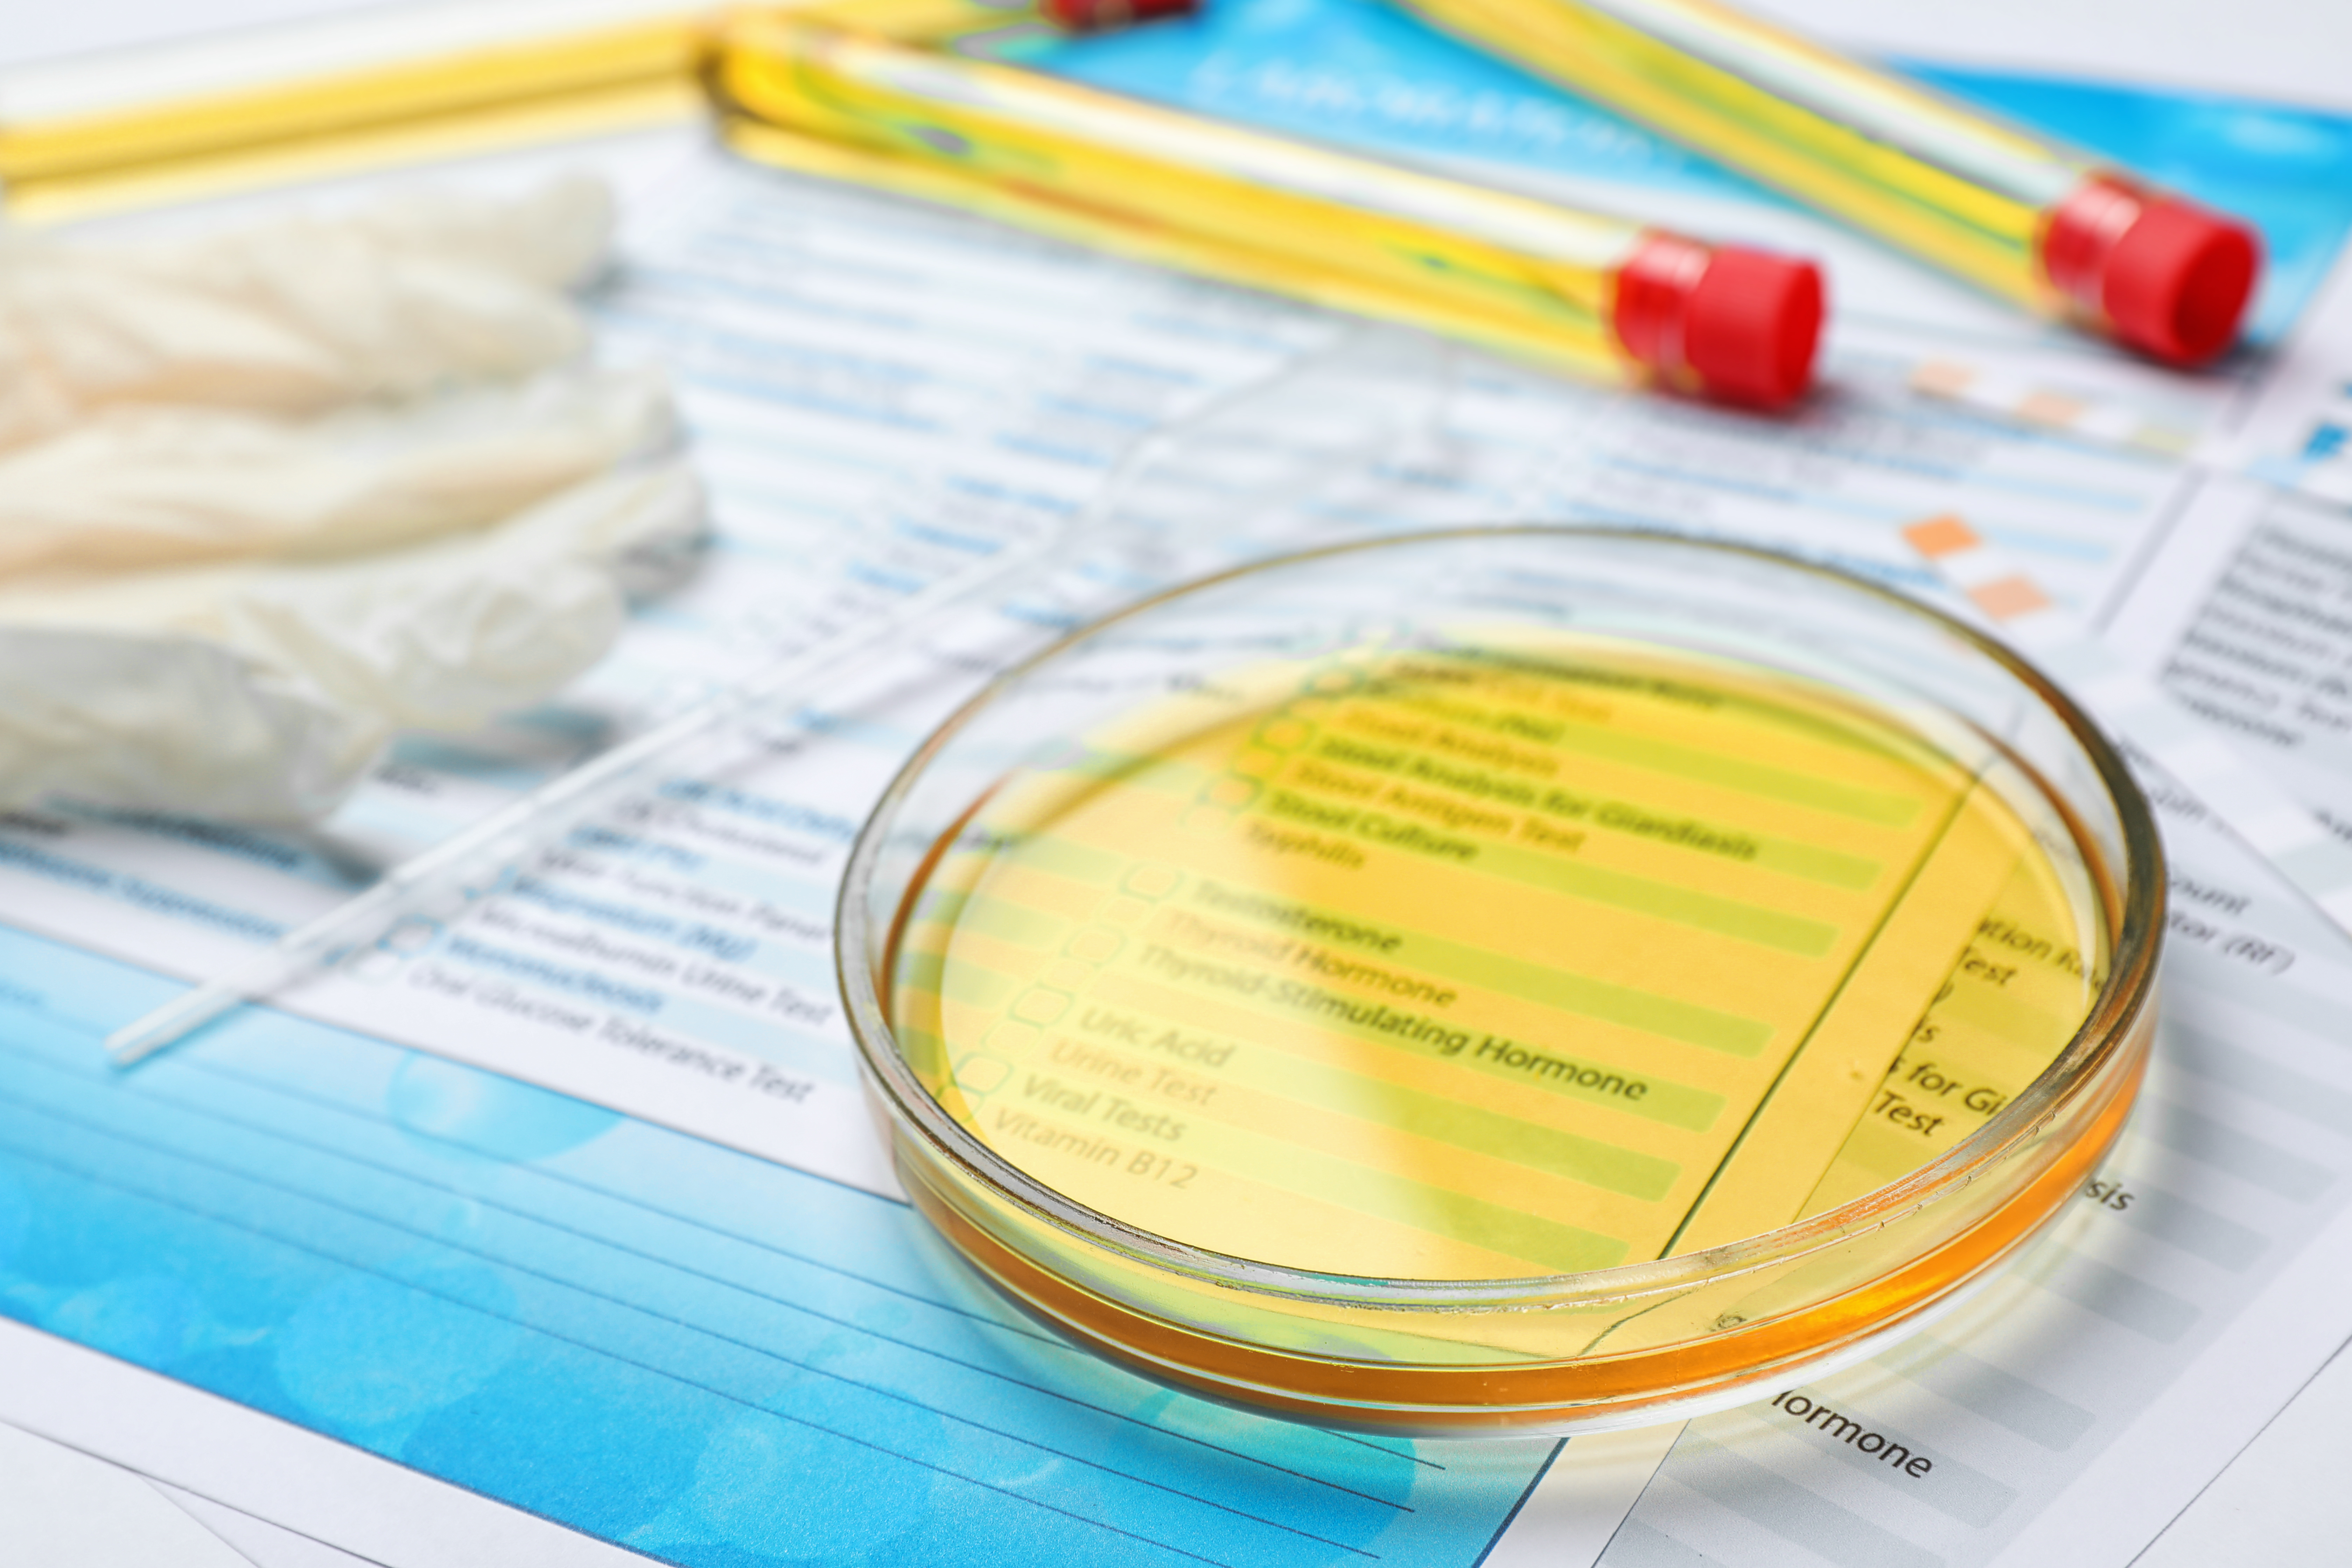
(835, 524, 2165, 1317)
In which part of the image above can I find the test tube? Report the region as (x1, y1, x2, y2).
(1392, 0, 2262, 366)
(711, 13, 1825, 406)
(0, 0, 1080, 209)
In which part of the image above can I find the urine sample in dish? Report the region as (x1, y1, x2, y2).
(840, 530, 2160, 1433)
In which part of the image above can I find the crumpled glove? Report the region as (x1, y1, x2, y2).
(0, 175, 705, 822)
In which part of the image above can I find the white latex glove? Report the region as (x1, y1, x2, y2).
(0, 177, 612, 451)
(0, 177, 706, 823)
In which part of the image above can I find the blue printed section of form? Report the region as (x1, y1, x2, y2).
(0, 924, 1553, 1568)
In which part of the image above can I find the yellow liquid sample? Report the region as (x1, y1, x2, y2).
(714, 18, 1649, 387)
(886, 634, 2107, 1282)
(1397, 0, 2090, 312)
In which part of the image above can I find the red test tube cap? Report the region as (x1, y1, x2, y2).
(1044, 0, 1200, 31)
(1614, 234, 1824, 410)
(2044, 178, 2261, 367)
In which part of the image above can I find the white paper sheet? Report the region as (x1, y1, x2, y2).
(0, 1419, 255, 1568)
(1583, 754, 2352, 1568)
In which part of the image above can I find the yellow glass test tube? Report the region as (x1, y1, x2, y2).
(713, 11, 1826, 405)
(0, 0, 1059, 212)
(1393, 0, 2262, 364)
(0, 15, 701, 198)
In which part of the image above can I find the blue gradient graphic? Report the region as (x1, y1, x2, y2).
(0, 925, 1552, 1567)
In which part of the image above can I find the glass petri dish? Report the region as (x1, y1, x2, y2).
(836, 528, 2162, 1435)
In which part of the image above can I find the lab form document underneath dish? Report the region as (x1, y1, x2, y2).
(6, 28, 2352, 1568)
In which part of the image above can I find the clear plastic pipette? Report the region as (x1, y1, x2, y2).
(106, 542, 1041, 1067)
(105, 326, 1437, 1068)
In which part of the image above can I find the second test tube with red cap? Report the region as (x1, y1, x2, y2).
(712, 9, 1825, 407)
(1397, 0, 2263, 367)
